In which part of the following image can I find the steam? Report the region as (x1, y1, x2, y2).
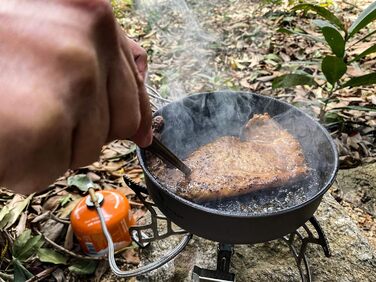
(135, 1, 337, 214)
(147, 91, 337, 215)
(136, 0, 218, 99)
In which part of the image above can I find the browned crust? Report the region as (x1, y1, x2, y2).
(175, 113, 309, 202)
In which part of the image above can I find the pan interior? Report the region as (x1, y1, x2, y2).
(143, 91, 338, 216)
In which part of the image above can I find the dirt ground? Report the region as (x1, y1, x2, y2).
(1, 0, 375, 281)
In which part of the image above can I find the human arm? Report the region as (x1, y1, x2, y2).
(0, 0, 152, 194)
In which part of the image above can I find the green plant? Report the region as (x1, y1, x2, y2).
(0, 228, 96, 281)
(272, 2, 376, 122)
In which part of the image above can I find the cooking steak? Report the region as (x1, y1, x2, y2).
(148, 113, 309, 202)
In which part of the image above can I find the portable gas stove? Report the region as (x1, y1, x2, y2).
(91, 88, 336, 281)
(117, 177, 331, 282)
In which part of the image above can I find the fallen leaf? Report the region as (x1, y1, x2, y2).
(0, 194, 34, 230)
(52, 268, 66, 282)
(121, 248, 140, 266)
(41, 219, 64, 242)
(13, 229, 44, 261)
(14, 212, 28, 237)
(67, 174, 95, 192)
(64, 225, 74, 250)
(93, 260, 109, 282)
(43, 196, 63, 211)
(37, 248, 68, 265)
(68, 259, 98, 275)
(0, 206, 9, 222)
(31, 211, 50, 223)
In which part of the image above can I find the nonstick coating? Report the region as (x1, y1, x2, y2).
(137, 91, 338, 243)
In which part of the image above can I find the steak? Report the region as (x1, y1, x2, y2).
(148, 113, 309, 202)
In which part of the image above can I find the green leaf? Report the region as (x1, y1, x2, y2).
(321, 56, 347, 85)
(37, 248, 68, 265)
(293, 4, 345, 31)
(348, 1, 376, 38)
(312, 19, 337, 29)
(324, 111, 344, 124)
(12, 229, 31, 256)
(67, 174, 94, 192)
(0, 194, 34, 229)
(322, 26, 345, 57)
(272, 74, 317, 89)
(277, 27, 294, 34)
(68, 259, 98, 275)
(350, 44, 376, 62)
(0, 206, 10, 222)
(13, 229, 44, 262)
(59, 194, 72, 207)
(13, 259, 33, 282)
(331, 105, 376, 112)
(342, 73, 376, 88)
(277, 27, 324, 42)
(13, 232, 43, 261)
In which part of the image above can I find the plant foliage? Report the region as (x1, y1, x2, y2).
(273, 1, 376, 121)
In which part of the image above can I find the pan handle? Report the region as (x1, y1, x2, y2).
(123, 175, 149, 195)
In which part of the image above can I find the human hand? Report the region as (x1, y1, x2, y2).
(126, 37, 148, 81)
(0, 0, 152, 194)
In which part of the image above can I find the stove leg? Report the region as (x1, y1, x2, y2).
(217, 243, 233, 273)
(282, 216, 331, 282)
(192, 243, 235, 282)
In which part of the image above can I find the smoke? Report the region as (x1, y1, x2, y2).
(135, 1, 337, 214)
(136, 0, 219, 99)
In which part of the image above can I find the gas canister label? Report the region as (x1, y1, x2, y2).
(85, 242, 97, 255)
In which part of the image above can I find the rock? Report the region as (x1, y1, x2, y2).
(334, 163, 376, 216)
(102, 191, 376, 282)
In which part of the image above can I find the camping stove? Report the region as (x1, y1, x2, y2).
(122, 177, 331, 282)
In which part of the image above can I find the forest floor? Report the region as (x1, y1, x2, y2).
(0, 0, 375, 281)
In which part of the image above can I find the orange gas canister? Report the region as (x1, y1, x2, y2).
(70, 190, 136, 256)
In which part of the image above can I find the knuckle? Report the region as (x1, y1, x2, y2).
(56, 43, 98, 89)
(57, 41, 95, 65)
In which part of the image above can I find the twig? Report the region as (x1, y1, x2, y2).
(33, 229, 105, 261)
(25, 266, 58, 282)
(319, 84, 336, 122)
(33, 229, 127, 263)
(0, 272, 12, 281)
(49, 213, 70, 225)
(348, 30, 376, 48)
(33, 186, 68, 201)
(343, 0, 361, 11)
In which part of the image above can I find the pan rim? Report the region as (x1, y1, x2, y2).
(137, 91, 339, 219)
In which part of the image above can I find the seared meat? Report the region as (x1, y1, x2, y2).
(148, 113, 308, 202)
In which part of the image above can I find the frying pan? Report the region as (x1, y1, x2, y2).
(137, 91, 338, 244)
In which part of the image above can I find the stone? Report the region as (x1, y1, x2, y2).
(335, 163, 376, 217)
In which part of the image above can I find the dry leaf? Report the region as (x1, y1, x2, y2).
(14, 212, 27, 237)
(43, 195, 63, 211)
(41, 219, 64, 242)
(94, 260, 109, 282)
(64, 224, 74, 250)
(121, 248, 140, 266)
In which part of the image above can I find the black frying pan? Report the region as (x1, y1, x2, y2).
(137, 91, 338, 244)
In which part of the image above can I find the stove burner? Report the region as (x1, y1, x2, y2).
(124, 176, 331, 282)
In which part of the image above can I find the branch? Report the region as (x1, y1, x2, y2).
(25, 266, 58, 282)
